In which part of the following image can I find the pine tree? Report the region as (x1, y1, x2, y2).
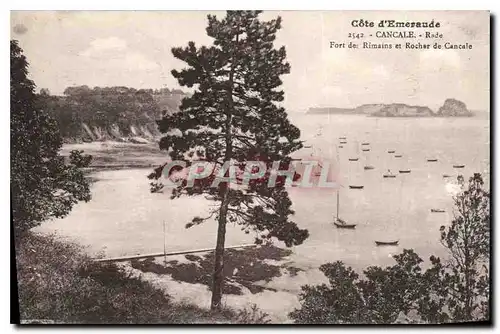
(149, 11, 309, 309)
(433, 173, 490, 321)
(11, 40, 92, 236)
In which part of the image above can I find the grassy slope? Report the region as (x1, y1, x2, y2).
(15, 232, 268, 324)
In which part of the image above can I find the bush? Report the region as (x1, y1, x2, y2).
(15, 232, 267, 324)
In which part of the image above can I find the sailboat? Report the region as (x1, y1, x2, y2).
(333, 190, 356, 229)
(332, 146, 356, 229)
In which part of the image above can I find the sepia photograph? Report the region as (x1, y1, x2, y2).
(10, 10, 490, 324)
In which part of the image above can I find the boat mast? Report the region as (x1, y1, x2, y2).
(335, 145, 340, 220)
(336, 189, 340, 220)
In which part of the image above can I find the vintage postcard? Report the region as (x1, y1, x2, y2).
(11, 11, 490, 324)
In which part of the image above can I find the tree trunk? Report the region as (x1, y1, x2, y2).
(210, 30, 239, 311)
(211, 196, 229, 310)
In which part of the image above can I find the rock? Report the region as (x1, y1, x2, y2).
(129, 137, 150, 144)
(109, 124, 123, 139)
(81, 123, 97, 141)
(437, 98, 473, 117)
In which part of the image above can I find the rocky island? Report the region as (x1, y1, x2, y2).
(307, 98, 473, 117)
(371, 104, 434, 117)
(436, 98, 474, 117)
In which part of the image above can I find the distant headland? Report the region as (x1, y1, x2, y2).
(308, 99, 474, 117)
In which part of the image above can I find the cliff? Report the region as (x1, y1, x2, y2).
(38, 86, 188, 143)
(436, 98, 474, 117)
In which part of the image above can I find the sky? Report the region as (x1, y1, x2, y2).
(10, 11, 490, 111)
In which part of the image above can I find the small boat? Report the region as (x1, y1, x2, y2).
(361, 143, 370, 146)
(399, 170, 411, 174)
(442, 174, 451, 178)
(427, 159, 438, 162)
(453, 164, 465, 169)
(364, 165, 375, 170)
(362, 148, 370, 152)
(338, 145, 344, 148)
(384, 169, 396, 178)
(303, 145, 312, 148)
(339, 136, 347, 140)
(431, 209, 446, 213)
(375, 240, 399, 246)
(349, 185, 364, 189)
(383, 170, 396, 178)
(340, 141, 347, 144)
(334, 220, 356, 229)
(388, 150, 395, 153)
(348, 158, 359, 162)
(394, 155, 402, 158)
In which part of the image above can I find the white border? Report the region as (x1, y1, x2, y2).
(4, 1, 497, 10)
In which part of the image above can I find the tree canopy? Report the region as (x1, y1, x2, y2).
(149, 11, 309, 309)
(37, 86, 187, 141)
(11, 40, 92, 234)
